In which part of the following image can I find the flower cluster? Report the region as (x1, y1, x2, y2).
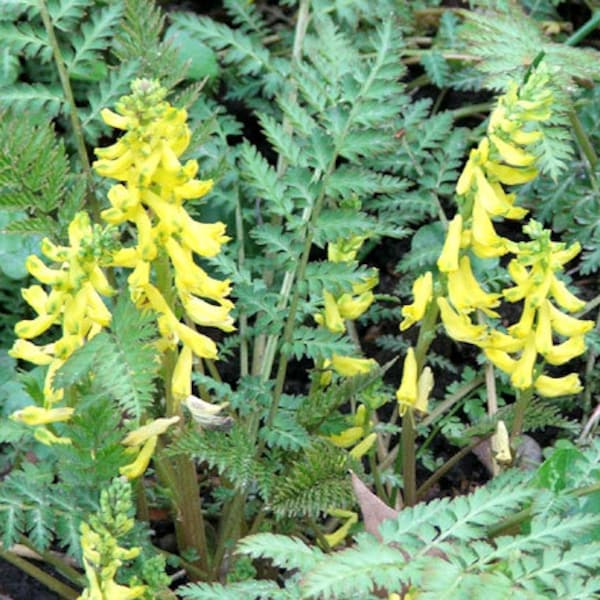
(78, 479, 146, 600)
(9, 212, 115, 441)
(400, 65, 592, 399)
(93, 79, 234, 403)
(315, 236, 378, 382)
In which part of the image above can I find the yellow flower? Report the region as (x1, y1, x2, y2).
(319, 290, 346, 333)
(121, 416, 180, 446)
(437, 214, 462, 272)
(34, 428, 72, 446)
(510, 333, 537, 390)
(534, 373, 582, 397)
(330, 354, 377, 377)
(9, 339, 53, 365)
(508, 298, 537, 339)
(437, 297, 487, 344)
(415, 366, 434, 413)
(396, 347, 417, 413)
(349, 432, 377, 459)
(483, 331, 524, 353)
(483, 348, 517, 374)
(337, 292, 374, 321)
(172, 345, 193, 402)
(328, 237, 365, 262)
(547, 301, 594, 336)
(119, 435, 158, 480)
(489, 134, 536, 167)
(447, 256, 500, 316)
(549, 276, 586, 312)
(10, 406, 74, 426)
(543, 336, 587, 366)
(534, 299, 553, 355)
(400, 271, 433, 331)
(323, 508, 358, 548)
(14, 314, 58, 339)
(470, 199, 508, 258)
(484, 162, 538, 185)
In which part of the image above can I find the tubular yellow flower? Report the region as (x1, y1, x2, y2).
(119, 435, 158, 480)
(508, 298, 537, 339)
(489, 134, 536, 167)
(474, 168, 515, 217)
(549, 276, 586, 312)
(483, 331, 524, 353)
(181, 293, 236, 332)
(484, 162, 538, 185)
(437, 214, 463, 272)
(447, 256, 500, 316)
(121, 416, 180, 446)
(534, 300, 553, 355)
(172, 344, 193, 401)
(349, 432, 377, 459)
(437, 297, 487, 344)
(172, 321, 218, 359)
(471, 199, 508, 258)
(544, 336, 586, 366)
(15, 314, 57, 339)
(415, 366, 434, 413)
(547, 301, 594, 337)
(510, 334, 537, 390)
(34, 428, 72, 446)
(10, 405, 74, 426)
(21, 285, 49, 314)
(317, 290, 346, 334)
(484, 348, 517, 374)
(323, 509, 358, 548)
(400, 271, 433, 331)
(330, 354, 377, 377)
(329, 426, 364, 448)
(396, 347, 417, 413)
(534, 373, 582, 397)
(9, 339, 53, 365)
(337, 292, 374, 321)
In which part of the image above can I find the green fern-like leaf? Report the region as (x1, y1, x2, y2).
(54, 296, 158, 420)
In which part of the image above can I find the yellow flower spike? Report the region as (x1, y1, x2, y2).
(437, 297, 487, 344)
(471, 200, 508, 258)
(437, 214, 463, 272)
(122, 416, 180, 447)
(172, 321, 218, 359)
(489, 134, 536, 167)
(510, 334, 537, 390)
(415, 366, 434, 413)
(321, 290, 346, 334)
(350, 432, 377, 459)
(534, 373, 582, 397)
(447, 256, 501, 316)
(9, 339, 53, 365)
(547, 301, 594, 337)
(34, 427, 72, 446)
(534, 299, 553, 355)
(21, 285, 49, 314)
(400, 271, 433, 331)
(396, 347, 417, 413)
(10, 405, 74, 426)
(119, 435, 158, 480)
(544, 336, 587, 366)
(484, 162, 538, 185)
(484, 348, 517, 374)
(15, 313, 57, 339)
(26, 255, 64, 285)
(329, 426, 365, 448)
(508, 298, 537, 339)
(483, 331, 524, 353)
(330, 354, 376, 377)
(172, 345, 193, 402)
(549, 276, 586, 312)
(181, 294, 235, 331)
(100, 107, 130, 130)
(337, 291, 374, 321)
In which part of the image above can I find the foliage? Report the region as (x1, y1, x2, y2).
(0, 1, 598, 598)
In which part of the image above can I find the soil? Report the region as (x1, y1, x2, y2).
(0, 560, 59, 600)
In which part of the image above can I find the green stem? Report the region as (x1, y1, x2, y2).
(235, 190, 249, 378)
(582, 304, 600, 417)
(565, 11, 600, 46)
(568, 111, 598, 189)
(450, 102, 494, 121)
(401, 409, 417, 506)
(369, 451, 389, 506)
(511, 387, 533, 441)
(154, 254, 209, 578)
(0, 547, 80, 599)
(38, 0, 99, 220)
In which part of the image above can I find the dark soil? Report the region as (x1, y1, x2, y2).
(0, 559, 59, 600)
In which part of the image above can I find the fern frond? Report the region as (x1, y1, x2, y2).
(48, 0, 93, 33)
(0, 82, 64, 117)
(65, 3, 123, 76)
(178, 580, 284, 600)
(0, 21, 51, 61)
